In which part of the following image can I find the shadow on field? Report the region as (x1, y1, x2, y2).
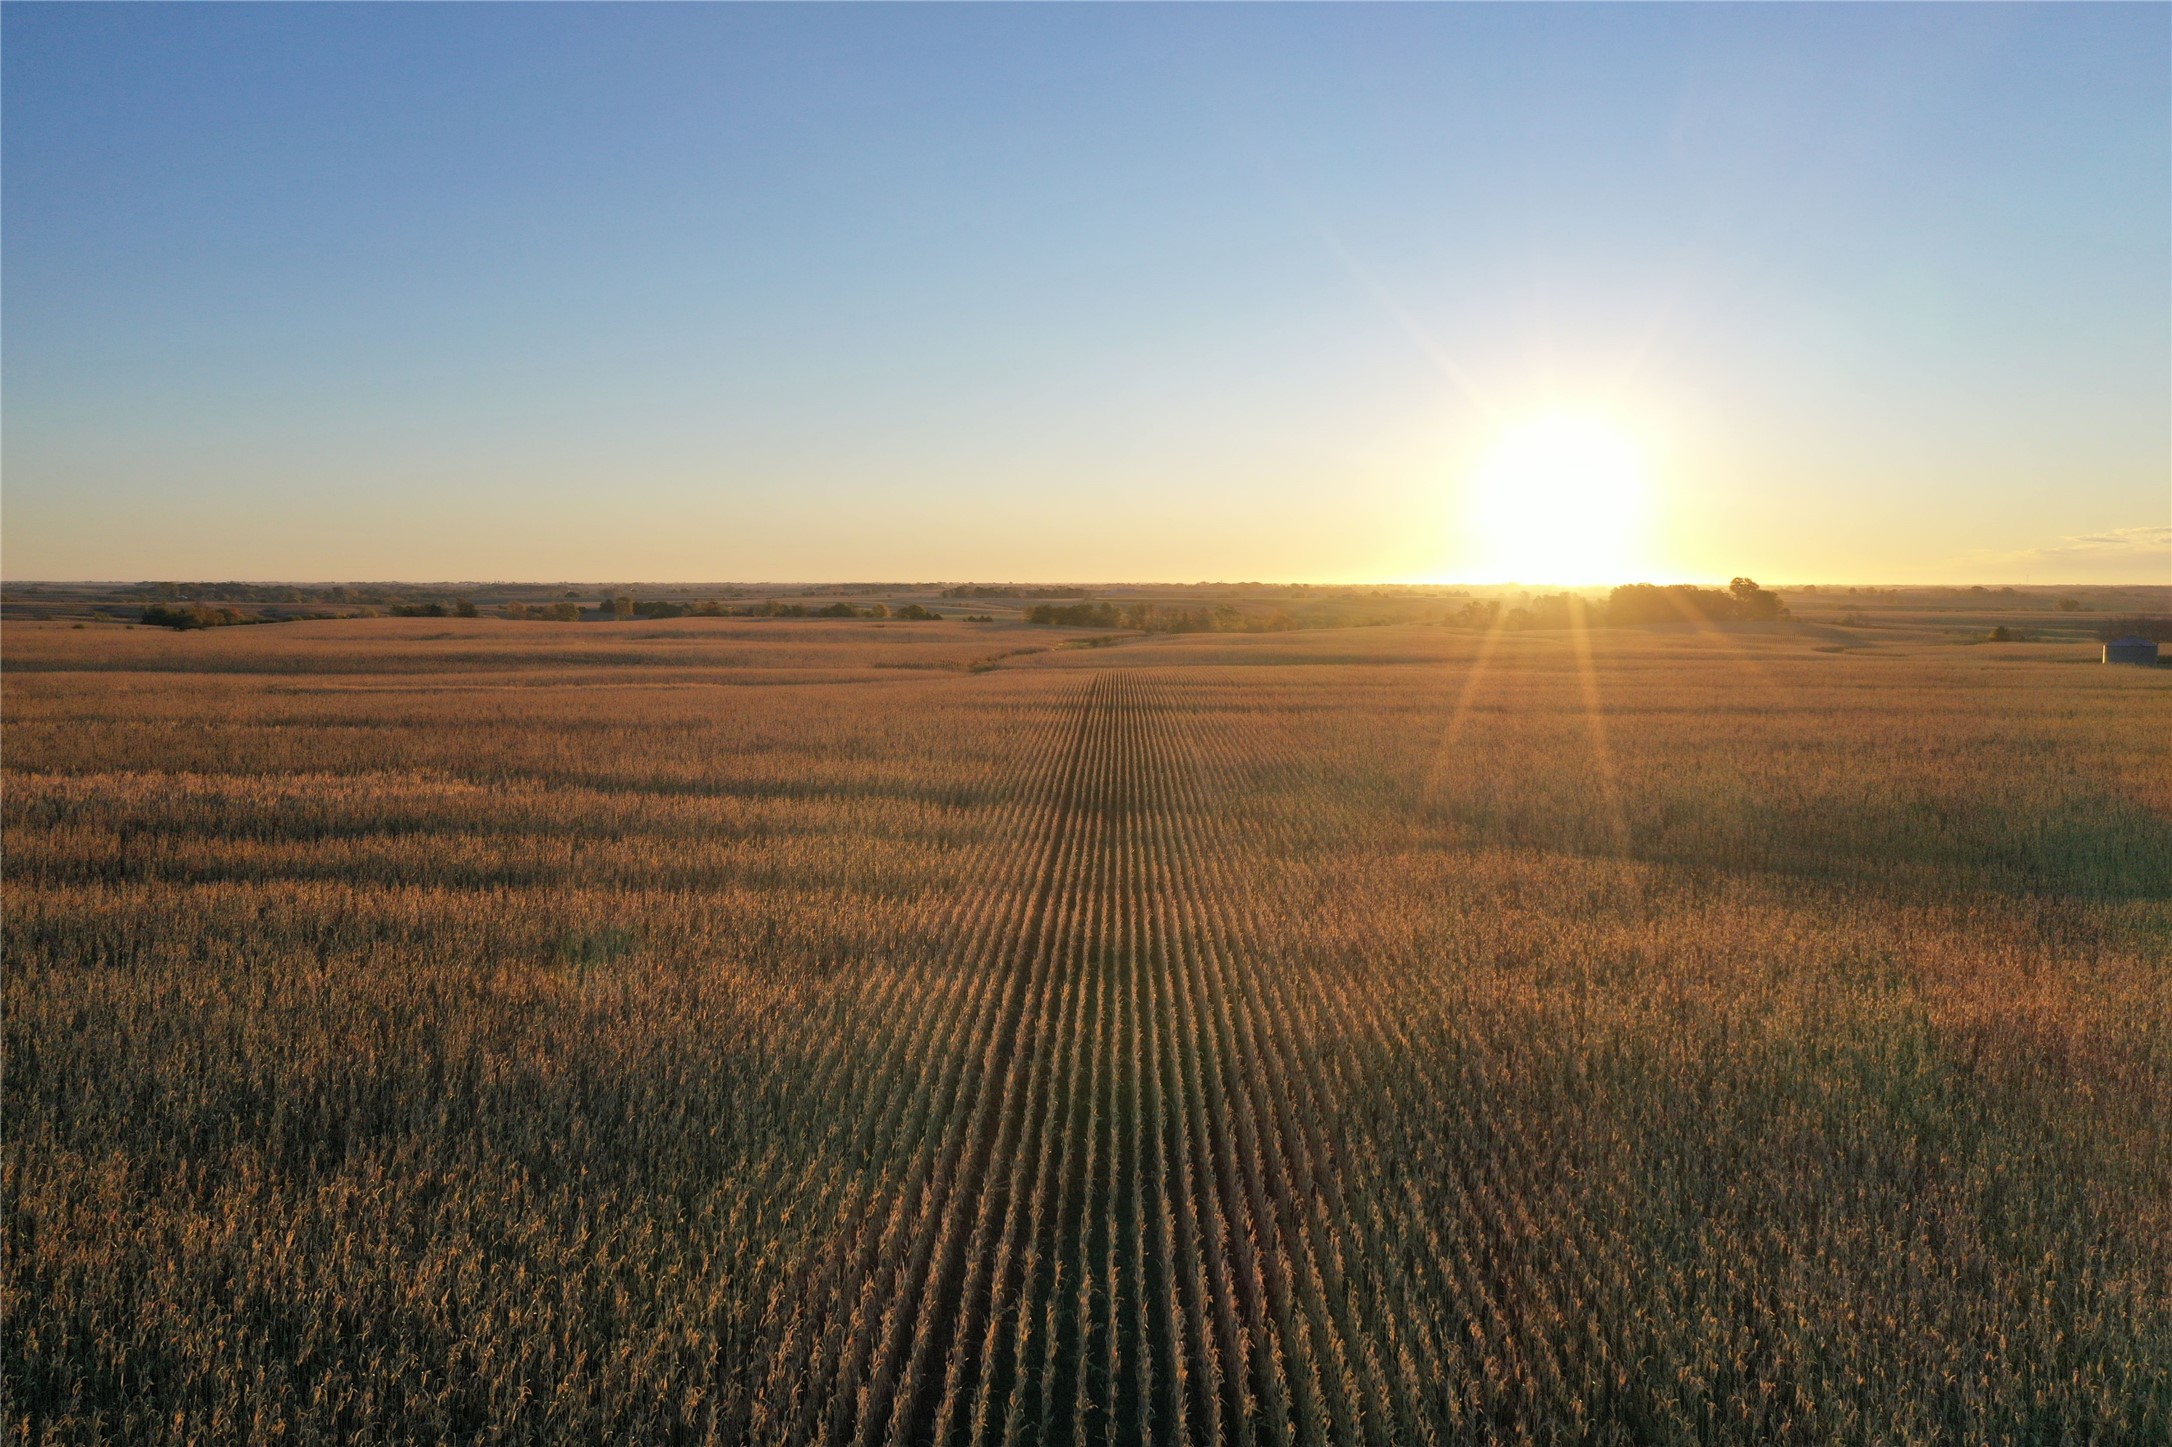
(1430, 780, 2172, 902)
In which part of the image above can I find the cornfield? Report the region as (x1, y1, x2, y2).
(6, 618, 2168, 1444)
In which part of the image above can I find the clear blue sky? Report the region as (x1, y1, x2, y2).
(5, 3, 2166, 583)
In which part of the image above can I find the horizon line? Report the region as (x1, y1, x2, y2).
(5, 577, 2169, 592)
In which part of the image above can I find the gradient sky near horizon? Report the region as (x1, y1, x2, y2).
(5, 4, 2167, 585)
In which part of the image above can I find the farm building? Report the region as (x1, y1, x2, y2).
(2102, 635, 2160, 666)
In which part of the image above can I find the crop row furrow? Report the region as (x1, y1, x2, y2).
(1147, 675, 1426, 1443)
(754, 694, 1072, 1441)
(858, 677, 1124, 1447)
(759, 685, 1097, 1444)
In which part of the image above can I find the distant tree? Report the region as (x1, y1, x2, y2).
(612, 595, 635, 620)
(1989, 626, 2012, 642)
(1729, 577, 1786, 620)
(941, 584, 1088, 600)
(2056, 598, 2084, 612)
(1519, 594, 1579, 629)
(1605, 580, 1783, 626)
(1453, 599, 1502, 629)
(141, 603, 248, 630)
(504, 601, 529, 620)
(546, 602, 580, 622)
(1024, 602, 1121, 628)
(454, 598, 478, 618)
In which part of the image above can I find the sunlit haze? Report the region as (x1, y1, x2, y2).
(3, 5, 2166, 584)
(1463, 415, 1652, 586)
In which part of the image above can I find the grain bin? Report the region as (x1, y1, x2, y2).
(2102, 635, 2160, 666)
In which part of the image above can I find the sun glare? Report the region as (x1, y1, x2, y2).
(1466, 414, 1649, 585)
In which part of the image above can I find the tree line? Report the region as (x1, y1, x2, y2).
(940, 584, 1088, 599)
(1450, 578, 1789, 632)
(504, 597, 944, 622)
(136, 604, 285, 631)
(136, 596, 955, 628)
(1024, 601, 1303, 633)
(1022, 580, 1791, 635)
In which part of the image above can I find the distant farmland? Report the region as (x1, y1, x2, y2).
(5, 615, 2168, 1444)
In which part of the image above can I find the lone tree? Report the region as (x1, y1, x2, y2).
(1728, 577, 1786, 621)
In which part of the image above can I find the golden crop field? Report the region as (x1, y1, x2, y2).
(5, 616, 2168, 1445)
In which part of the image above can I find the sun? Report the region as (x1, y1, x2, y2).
(1464, 413, 1650, 585)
